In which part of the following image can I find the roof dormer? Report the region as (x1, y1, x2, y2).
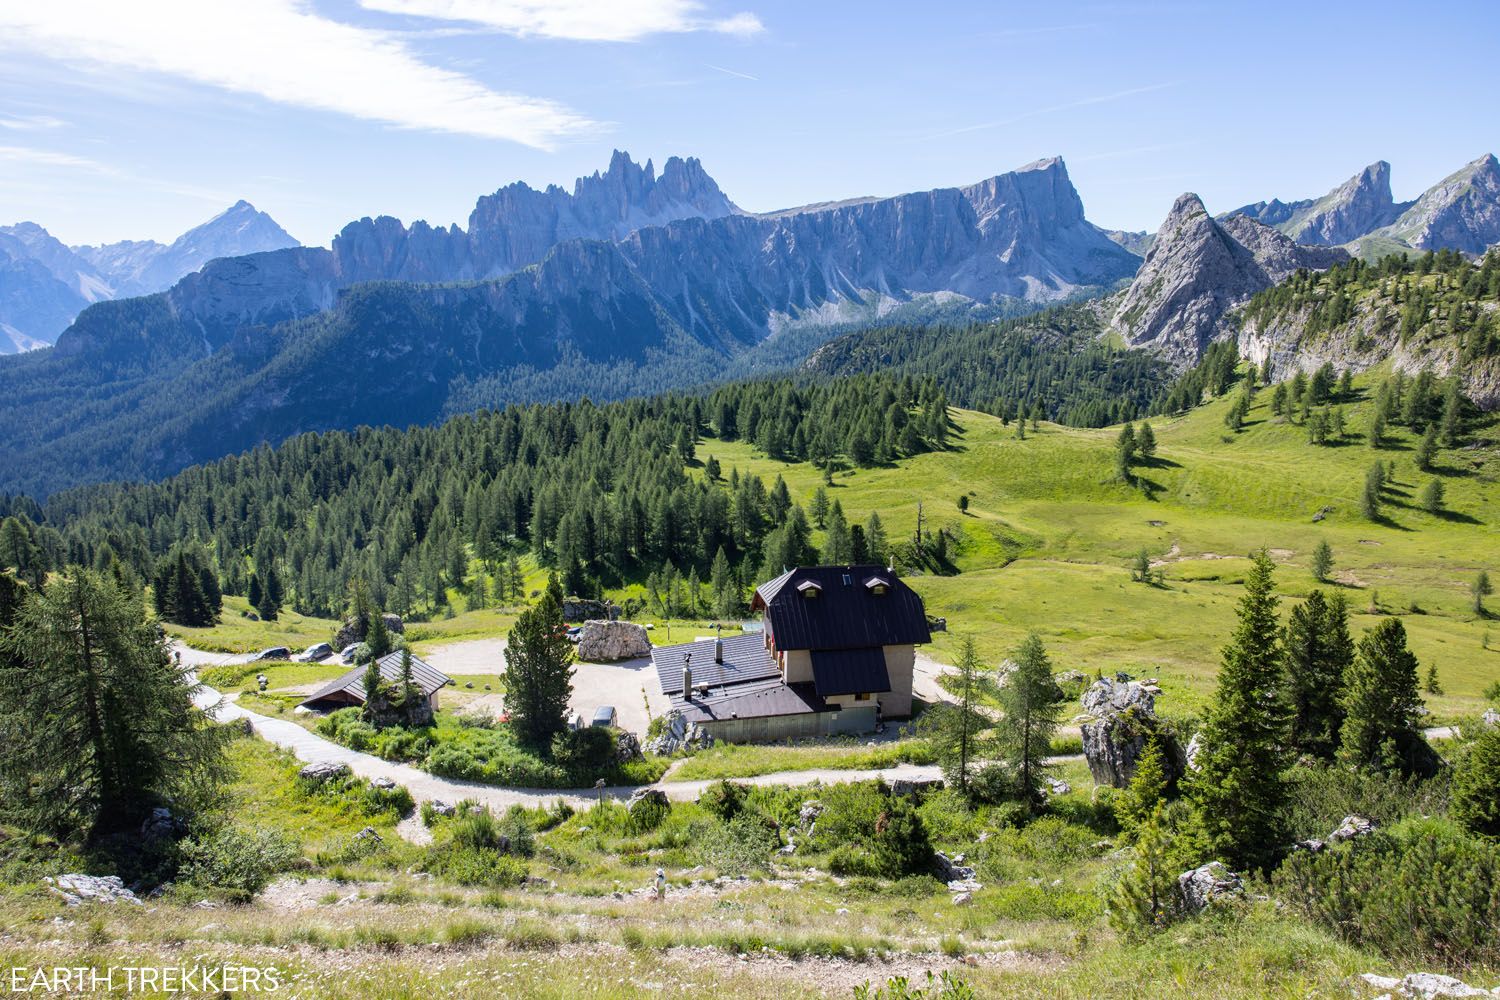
(864, 576, 891, 595)
(796, 579, 822, 598)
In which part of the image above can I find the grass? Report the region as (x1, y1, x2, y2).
(684, 365, 1500, 719)
(163, 595, 342, 654)
(666, 738, 936, 781)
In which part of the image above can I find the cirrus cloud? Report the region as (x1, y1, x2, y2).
(0, 0, 598, 149)
(360, 0, 764, 42)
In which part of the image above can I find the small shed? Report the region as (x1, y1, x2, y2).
(298, 652, 452, 713)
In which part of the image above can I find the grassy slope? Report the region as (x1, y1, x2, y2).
(692, 369, 1500, 720)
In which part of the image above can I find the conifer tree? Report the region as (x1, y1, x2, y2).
(1283, 590, 1351, 758)
(503, 589, 575, 750)
(920, 635, 992, 796)
(0, 569, 228, 838)
(1420, 477, 1445, 514)
(1451, 722, 1500, 837)
(997, 633, 1061, 807)
(1116, 735, 1169, 839)
(1338, 617, 1429, 775)
(365, 608, 393, 661)
(1107, 804, 1177, 936)
(1415, 424, 1438, 471)
(1189, 550, 1291, 870)
(1137, 422, 1157, 460)
(1473, 570, 1493, 616)
(865, 512, 889, 567)
(825, 501, 852, 564)
(1311, 540, 1333, 582)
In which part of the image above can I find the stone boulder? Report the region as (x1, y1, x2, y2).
(298, 761, 351, 784)
(1388, 972, 1497, 999)
(140, 807, 185, 842)
(1079, 674, 1184, 788)
(577, 620, 650, 662)
(627, 787, 669, 816)
(332, 613, 405, 653)
(1176, 861, 1243, 914)
(933, 850, 980, 892)
(615, 731, 643, 762)
(562, 598, 619, 623)
(1482, 708, 1499, 728)
(643, 710, 714, 755)
(890, 777, 945, 797)
(1328, 814, 1376, 845)
(46, 874, 143, 907)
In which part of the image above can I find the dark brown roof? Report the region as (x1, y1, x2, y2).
(651, 632, 779, 696)
(300, 652, 451, 708)
(810, 647, 891, 697)
(752, 565, 930, 652)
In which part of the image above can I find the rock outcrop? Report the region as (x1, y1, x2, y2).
(333, 613, 405, 652)
(46, 874, 143, 907)
(1228, 161, 1409, 246)
(1382, 154, 1500, 254)
(1110, 193, 1348, 366)
(1176, 861, 1243, 913)
(576, 620, 650, 662)
(644, 709, 714, 755)
(1079, 673, 1184, 788)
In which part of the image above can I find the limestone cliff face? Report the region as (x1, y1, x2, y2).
(1109, 193, 1347, 366)
(1229, 161, 1408, 246)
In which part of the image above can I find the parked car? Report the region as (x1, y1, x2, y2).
(567, 712, 585, 731)
(252, 646, 291, 662)
(566, 625, 583, 642)
(296, 642, 333, 662)
(590, 705, 618, 729)
(339, 643, 366, 665)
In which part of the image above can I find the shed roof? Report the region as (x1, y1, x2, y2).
(651, 632, 779, 696)
(752, 565, 930, 651)
(300, 651, 451, 708)
(672, 678, 827, 724)
(810, 647, 892, 697)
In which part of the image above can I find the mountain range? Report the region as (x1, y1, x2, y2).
(0, 201, 298, 353)
(2, 149, 1498, 499)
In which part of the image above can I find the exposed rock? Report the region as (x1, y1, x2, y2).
(1176, 861, 1244, 913)
(1079, 674, 1185, 788)
(1482, 708, 1499, 728)
(298, 761, 351, 784)
(950, 891, 972, 906)
(1185, 732, 1203, 771)
(615, 731, 643, 762)
(562, 599, 621, 623)
(140, 807, 185, 842)
(627, 787, 669, 816)
(1109, 192, 1347, 366)
(577, 620, 650, 661)
(890, 777, 945, 797)
(1228, 161, 1408, 246)
(1045, 777, 1072, 797)
(428, 800, 455, 817)
(933, 851, 978, 889)
(369, 776, 396, 791)
(46, 874, 143, 907)
(1382, 153, 1500, 254)
(643, 709, 714, 755)
(1389, 972, 1497, 998)
(353, 826, 383, 843)
(1328, 815, 1376, 844)
(798, 800, 823, 834)
(333, 613, 404, 652)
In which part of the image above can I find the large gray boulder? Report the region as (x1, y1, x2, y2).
(333, 613, 404, 653)
(643, 709, 714, 755)
(562, 599, 619, 623)
(1079, 674, 1184, 788)
(298, 761, 351, 784)
(577, 620, 650, 662)
(46, 874, 142, 907)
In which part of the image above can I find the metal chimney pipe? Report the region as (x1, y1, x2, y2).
(682, 653, 693, 701)
(714, 636, 723, 664)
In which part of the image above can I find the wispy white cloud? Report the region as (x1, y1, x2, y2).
(360, 0, 764, 42)
(704, 63, 758, 81)
(918, 82, 1180, 141)
(0, 0, 598, 149)
(1072, 141, 1194, 163)
(0, 114, 66, 131)
(0, 145, 114, 172)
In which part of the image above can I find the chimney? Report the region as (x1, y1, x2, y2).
(714, 636, 723, 664)
(682, 653, 693, 701)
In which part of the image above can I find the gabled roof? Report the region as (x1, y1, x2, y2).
(672, 678, 828, 724)
(300, 651, 451, 707)
(752, 565, 930, 651)
(810, 647, 891, 697)
(651, 632, 778, 696)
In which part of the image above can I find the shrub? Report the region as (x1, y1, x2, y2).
(177, 827, 300, 896)
(854, 971, 976, 1000)
(625, 793, 670, 835)
(872, 795, 933, 878)
(1273, 816, 1500, 965)
(1283, 762, 1448, 843)
(429, 847, 528, 887)
(698, 780, 750, 822)
(696, 812, 780, 875)
(551, 726, 616, 773)
(828, 844, 884, 877)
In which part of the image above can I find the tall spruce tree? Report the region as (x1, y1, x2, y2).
(0, 569, 228, 838)
(1338, 617, 1430, 775)
(1189, 550, 1292, 870)
(504, 590, 575, 750)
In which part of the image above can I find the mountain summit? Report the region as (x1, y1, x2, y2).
(1382, 153, 1500, 254)
(1228, 161, 1408, 246)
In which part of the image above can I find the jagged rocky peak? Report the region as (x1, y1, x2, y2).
(1385, 152, 1500, 253)
(1112, 191, 1347, 366)
(962, 156, 1087, 236)
(1226, 160, 1406, 246)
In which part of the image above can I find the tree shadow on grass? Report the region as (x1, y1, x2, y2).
(1434, 508, 1482, 526)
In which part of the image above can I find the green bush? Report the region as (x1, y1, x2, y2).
(1273, 816, 1500, 965)
(1451, 724, 1500, 837)
(1283, 762, 1448, 843)
(698, 780, 751, 822)
(178, 827, 300, 896)
(828, 844, 884, 877)
(551, 726, 616, 772)
(696, 812, 780, 875)
(429, 847, 528, 887)
(854, 971, 976, 1000)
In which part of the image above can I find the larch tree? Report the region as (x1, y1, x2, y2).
(997, 633, 1062, 808)
(1188, 550, 1292, 871)
(920, 634, 993, 797)
(0, 569, 228, 839)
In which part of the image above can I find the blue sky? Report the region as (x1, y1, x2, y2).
(1, 0, 1496, 247)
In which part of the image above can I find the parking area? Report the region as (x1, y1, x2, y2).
(423, 638, 670, 736)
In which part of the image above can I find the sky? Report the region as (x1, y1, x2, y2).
(1, 0, 1496, 248)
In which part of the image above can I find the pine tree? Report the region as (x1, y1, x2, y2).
(1420, 478, 1445, 514)
(1337, 617, 1428, 774)
(1472, 570, 1493, 616)
(825, 501, 852, 564)
(1438, 380, 1462, 447)
(1415, 424, 1438, 472)
(865, 513, 889, 567)
(365, 609, 393, 660)
(1189, 550, 1291, 870)
(0, 569, 228, 838)
(997, 633, 1061, 808)
(1107, 804, 1177, 936)
(1451, 722, 1500, 837)
(1130, 548, 1152, 583)
(1116, 735, 1169, 839)
(503, 589, 575, 750)
(1137, 422, 1157, 459)
(1311, 539, 1333, 582)
(810, 486, 830, 529)
(1283, 590, 1350, 759)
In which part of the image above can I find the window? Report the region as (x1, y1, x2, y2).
(854, 692, 870, 702)
(842, 573, 852, 585)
